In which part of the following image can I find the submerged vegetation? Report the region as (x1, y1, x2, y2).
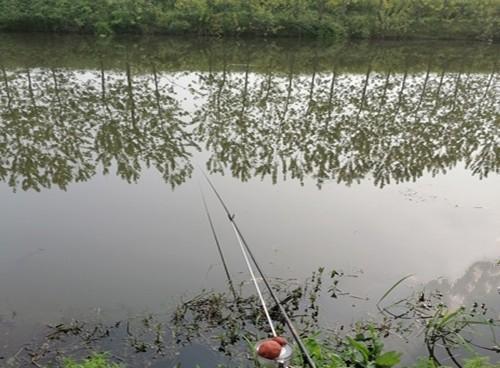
(0, 0, 499, 40)
(5, 262, 499, 367)
(58, 353, 500, 368)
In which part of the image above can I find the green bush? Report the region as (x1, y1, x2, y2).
(0, 0, 498, 40)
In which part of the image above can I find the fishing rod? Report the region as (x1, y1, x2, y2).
(201, 171, 317, 368)
(200, 186, 238, 300)
(200, 185, 277, 336)
(230, 212, 278, 337)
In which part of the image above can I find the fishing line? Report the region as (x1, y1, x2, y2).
(200, 170, 317, 368)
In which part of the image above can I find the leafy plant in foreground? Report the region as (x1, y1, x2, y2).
(377, 276, 500, 367)
(294, 325, 401, 368)
(63, 353, 122, 368)
(411, 356, 500, 368)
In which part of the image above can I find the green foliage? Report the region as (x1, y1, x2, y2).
(0, 0, 498, 40)
(296, 338, 499, 368)
(378, 277, 500, 368)
(63, 353, 122, 368)
(295, 326, 401, 368)
(463, 356, 500, 368)
(410, 356, 500, 368)
(56, 353, 500, 368)
(410, 358, 441, 368)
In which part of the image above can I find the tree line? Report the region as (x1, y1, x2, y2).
(0, 0, 499, 40)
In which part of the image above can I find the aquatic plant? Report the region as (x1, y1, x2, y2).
(295, 327, 401, 368)
(63, 353, 122, 368)
(410, 356, 500, 368)
(4, 265, 498, 367)
(377, 276, 500, 367)
(34, 350, 500, 368)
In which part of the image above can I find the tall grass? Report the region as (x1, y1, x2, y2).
(0, 0, 498, 40)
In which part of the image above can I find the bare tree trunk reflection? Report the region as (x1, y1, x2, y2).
(125, 62, 137, 130)
(377, 69, 391, 116)
(327, 65, 337, 121)
(392, 66, 408, 122)
(26, 69, 38, 113)
(356, 63, 372, 121)
(280, 53, 295, 123)
(414, 60, 431, 114)
(1, 64, 12, 111)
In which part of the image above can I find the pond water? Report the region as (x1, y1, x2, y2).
(0, 34, 499, 364)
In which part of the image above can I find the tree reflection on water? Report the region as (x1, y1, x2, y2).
(0, 38, 498, 191)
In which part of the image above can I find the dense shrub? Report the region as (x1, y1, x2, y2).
(0, 0, 498, 40)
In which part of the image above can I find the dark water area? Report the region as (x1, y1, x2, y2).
(0, 34, 499, 366)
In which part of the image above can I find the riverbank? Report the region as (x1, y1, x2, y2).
(4, 265, 500, 367)
(0, 0, 499, 41)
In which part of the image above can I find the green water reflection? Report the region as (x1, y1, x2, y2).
(0, 35, 498, 191)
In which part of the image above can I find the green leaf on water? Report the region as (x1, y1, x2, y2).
(375, 351, 401, 367)
(347, 337, 370, 362)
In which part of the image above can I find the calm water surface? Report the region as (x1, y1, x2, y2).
(0, 34, 499, 362)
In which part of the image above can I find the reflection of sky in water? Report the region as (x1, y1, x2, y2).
(0, 38, 499, 359)
(1, 164, 498, 321)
